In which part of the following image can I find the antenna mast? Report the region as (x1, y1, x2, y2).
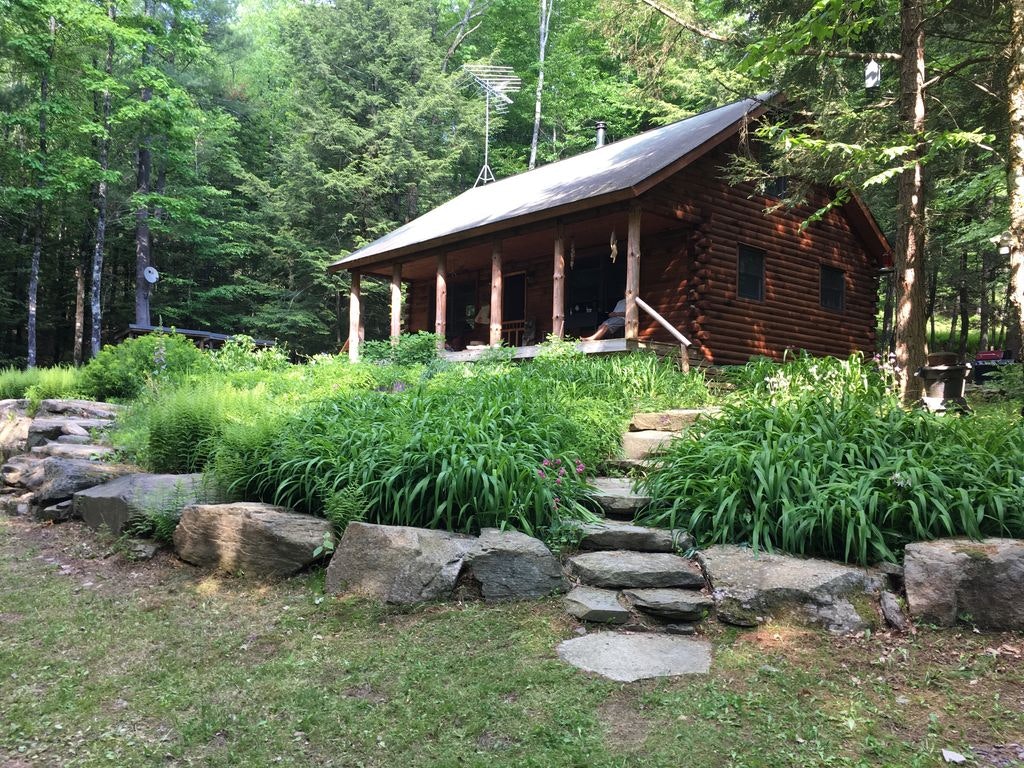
(462, 64, 521, 187)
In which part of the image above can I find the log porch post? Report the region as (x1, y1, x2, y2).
(490, 241, 503, 346)
(390, 263, 402, 342)
(552, 221, 566, 339)
(435, 252, 447, 349)
(625, 204, 641, 341)
(348, 270, 361, 362)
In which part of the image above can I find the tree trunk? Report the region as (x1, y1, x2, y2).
(73, 261, 85, 366)
(880, 273, 895, 352)
(1008, 0, 1024, 359)
(528, 0, 553, 171)
(893, 0, 928, 403)
(134, 0, 154, 327)
(958, 252, 970, 356)
(91, 2, 115, 356)
(27, 16, 56, 368)
(947, 287, 958, 350)
(979, 250, 990, 350)
(926, 259, 938, 348)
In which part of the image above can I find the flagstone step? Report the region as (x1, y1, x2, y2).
(629, 407, 721, 432)
(568, 550, 706, 590)
(588, 477, 650, 519)
(563, 586, 631, 624)
(578, 519, 692, 553)
(621, 588, 714, 621)
(30, 443, 115, 461)
(621, 430, 677, 460)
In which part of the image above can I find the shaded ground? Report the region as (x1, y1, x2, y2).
(1, 516, 1023, 767)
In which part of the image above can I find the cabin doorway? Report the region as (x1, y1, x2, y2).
(502, 272, 527, 346)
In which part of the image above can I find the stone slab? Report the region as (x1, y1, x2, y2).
(564, 586, 630, 624)
(588, 477, 651, 519)
(578, 519, 692, 553)
(622, 588, 714, 621)
(569, 550, 705, 590)
(629, 407, 721, 432)
(36, 399, 122, 420)
(465, 528, 567, 602)
(76, 473, 206, 535)
(621, 430, 676, 461)
(31, 443, 115, 461)
(556, 632, 712, 682)
(27, 418, 113, 449)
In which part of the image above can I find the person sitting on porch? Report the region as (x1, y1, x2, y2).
(582, 298, 626, 341)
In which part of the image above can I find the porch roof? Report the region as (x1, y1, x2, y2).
(328, 96, 772, 273)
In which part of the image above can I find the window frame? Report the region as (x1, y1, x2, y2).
(736, 244, 766, 303)
(819, 264, 846, 313)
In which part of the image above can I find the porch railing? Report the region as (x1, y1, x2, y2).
(635, 296, 692, 373)
(502, 319, 526, 347)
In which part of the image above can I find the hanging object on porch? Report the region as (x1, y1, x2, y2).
(609, 229, 618, 263)
(569, 237, 576, 269)
(461, 64, 522, 187)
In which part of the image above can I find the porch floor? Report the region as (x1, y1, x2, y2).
(441, 338, 686, 363)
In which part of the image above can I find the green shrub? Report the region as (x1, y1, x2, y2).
(638, 354, 1024, 565)
(209, 335, 290, 373)
(82, 334, 211, 401)
(146, 386, 226, 473)
(361, 332, 441, 366)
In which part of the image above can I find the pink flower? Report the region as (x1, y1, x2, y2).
(555, 478, 562, 485)
(537, 469, 546, 479)
(542, 458, 551, 467)
(558, 468, 566, 477)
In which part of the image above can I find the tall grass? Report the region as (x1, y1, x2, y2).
(638, 354, 1024, 564)
(0, 365, 87, 408)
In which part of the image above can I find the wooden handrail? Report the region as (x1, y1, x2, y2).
(636, 297, 692, 347)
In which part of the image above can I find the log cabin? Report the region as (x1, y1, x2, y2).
(328, 96, 892, 367)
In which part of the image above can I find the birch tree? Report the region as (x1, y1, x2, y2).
(527, 0, 553, 171)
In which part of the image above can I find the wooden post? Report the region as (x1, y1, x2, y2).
(390, 263, 402, 342)
(490, 241, 503, 346)
(625, 205, 641, 341)
(348, 271, 361, 362)
(435, 253, 447, 348)
(552, 222, 566, 338)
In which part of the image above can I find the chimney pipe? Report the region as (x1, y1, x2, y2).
(595, 121, 607, 148)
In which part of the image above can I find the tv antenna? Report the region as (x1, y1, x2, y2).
(462, 64, 521, 186)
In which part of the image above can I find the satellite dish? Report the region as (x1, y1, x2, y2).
(143, 266, 160, 284)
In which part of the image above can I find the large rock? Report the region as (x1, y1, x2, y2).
(174, 502, 333, 578)
(578, 520, 692, 553)
(32, 457, 132, 507)
(904, 538, 1024, 630)
(0, 399, 31, 460)
(588, 477, 651, 519)
(568, 550, 706, 590)
(27, 418, 113, 449)
(325, 522, 476, 603)
(621, 430, 677, 461)
(628, 407, 720, 432)
(463, 528, 567, 602)
(36, 399, 122, 420)
(564, 586, 630, 624)
(699, 545, 883, 633)
(75, 473, 206, 535)
(1, 455, 45, 490)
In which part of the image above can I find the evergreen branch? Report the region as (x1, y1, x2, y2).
(636, 0, 732, 44)
(923, 55, 998, 90)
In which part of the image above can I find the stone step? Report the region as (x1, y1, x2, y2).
(568, 550, 706, 590)
(578, 519, 692, 553)
(621, 430, 677, 461)
(588, 477, 650, 519)
(36, 399, 122, 420)
(621, 588, 714, 621)
(27, 418, 114, 449)
(31, 443, 115, 461)
(563, 586, 631, 624)
(628, 407, 721, 432)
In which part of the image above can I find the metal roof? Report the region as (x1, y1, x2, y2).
(329, 96, 770, 272)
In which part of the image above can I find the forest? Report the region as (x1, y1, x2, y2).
(0, 0, 1019, 366)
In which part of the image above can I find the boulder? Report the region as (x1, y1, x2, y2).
(563, 586, 630, 624)
(880, 590, 911, 633)
(2, 455, 45, 490)
(699, 545, 883, 633)
(37, 499, 75, 523)
(75, 473, 206, 535)
(463, 528, 567, 602)
(27, 418, 113, 449)
(325, 522, 477, 603)
(0, 489, 32, 517)
(0, 399, 31, 460)
(33, 457, 132, 507)
(904, 538, 1024, 630)
(588, 477, 651, 519)
(31, 443, 115, 461)
(578, 520, 692, 553)
(568, 550, 705, 590)
(621, 430, 677, 461)
(36, 399, 122, 420)
(174, 502, 333, 578)
(622, 588, 714, 621)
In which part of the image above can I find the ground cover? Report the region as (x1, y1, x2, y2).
(2, 517, 1023, 767)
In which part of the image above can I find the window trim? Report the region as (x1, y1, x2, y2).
(819, 264, 846, 313)
(736, 244, 766, 303)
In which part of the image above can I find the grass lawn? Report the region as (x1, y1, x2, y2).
(2, 517, 1023, 768)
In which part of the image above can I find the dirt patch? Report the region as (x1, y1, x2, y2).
(475, 731, 517, 751)
(597, 692, 653, 753)
(971, 743, 1024, 767)
(342, 684, 389, 705)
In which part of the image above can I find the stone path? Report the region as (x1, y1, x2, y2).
(556, 633, 712, 682)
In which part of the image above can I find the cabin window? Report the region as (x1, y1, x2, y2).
(820, 265, 845, 312)
(737, 245, 765, 302)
